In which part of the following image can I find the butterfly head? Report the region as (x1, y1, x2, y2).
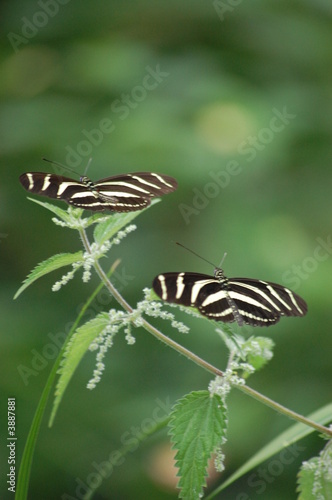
(214, 267, 226, 281)
(80, 176, 94, 187)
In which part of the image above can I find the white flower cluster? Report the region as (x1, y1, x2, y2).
(87, 310, 132, 390)
(82, 241, 112, 282)
(209, 369, 246, 401)
(87, 288, 192, 389)
(241, 337, 274, 362)
(52, 262, 82, 291)
(52, 223, 137, 291)
(214, 448, 226, 473)
(51, 207, 90, 229)
(136, 289, 190, 334)
(229, 360, 255, 376)
(111, 224, 137, 245)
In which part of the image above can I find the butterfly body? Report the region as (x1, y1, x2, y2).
(153, 268, 307, 327)
(19, 171, 178, 212)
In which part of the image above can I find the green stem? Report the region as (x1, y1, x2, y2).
(235, 383, 331, 436)
(80, 227, 332, 439)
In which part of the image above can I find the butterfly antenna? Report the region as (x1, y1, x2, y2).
(84, 157, 92, 176)
(218, 252, 227, 268)
(175, 242, 217, 268)
(42, 157, 81, 177)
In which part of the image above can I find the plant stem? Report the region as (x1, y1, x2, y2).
(79, 228, 224, 376)
(81, 228, 332, 438)
(235, 383, 331, 436)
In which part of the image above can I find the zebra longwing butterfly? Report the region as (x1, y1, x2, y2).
(152, 265, 307, 327)
(19, 171, 178, 212)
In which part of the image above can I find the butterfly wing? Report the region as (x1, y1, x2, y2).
(93, 172, 178, 212)
(152, 272, 236, 322)
(227, 278, 307, 325)
(19, 172, 87, 201)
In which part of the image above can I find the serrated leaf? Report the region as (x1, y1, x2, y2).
(168, 390, 227, 500)
(207, 403, 332, 499)
(27, 197, 113, 229)
(297, 457, 319, 499)
(297, 440, 332, 499)
(49, 312, 110, 425)
(93, 198, 159, 245)
(27, 197, 83, 222)
(14, 251, 83, 299)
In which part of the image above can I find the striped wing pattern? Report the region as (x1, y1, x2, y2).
(19, 172, 178, 212)
(152, 271, 307, 327)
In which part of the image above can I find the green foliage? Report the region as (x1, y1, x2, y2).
(14, 184, 332, 500)
(168, 391, 227, 499)
(50, 312, 110, 425)
(208, 403, 332, 498)
(14, 251, 83, 299)
(6, 1, 332, 498)
(298, 459, 320, 500)
(26, 197, 84, 224)
(297, 440, 332, 500)
(93, 198, 159, 245)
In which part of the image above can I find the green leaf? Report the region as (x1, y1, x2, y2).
(27, 197, 84, 222)
(14, 251, 83, 299)
(16, 274, 109, 497)
(15, 347, 63, 500)
(27, 197, 115, 229)
(206, 403, 332, 499)
(49, 312, 110, 425)
(169, 390, 227, 500)
(94, 198, 160, 245)
(297, 457, 319, 500)
(297, 440, 332, 499)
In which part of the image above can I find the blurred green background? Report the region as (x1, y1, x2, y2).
(1, 1, 332, 498)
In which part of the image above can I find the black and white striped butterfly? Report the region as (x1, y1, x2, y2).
(19, 170, 178, 212)
(152, 248, 307, 327)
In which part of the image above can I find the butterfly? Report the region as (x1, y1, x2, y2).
(19, 171, 178, 212)
(153, 267, 307, 327)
